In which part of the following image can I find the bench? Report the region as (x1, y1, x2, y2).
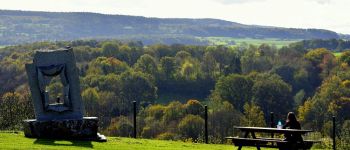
(228, 127, 320, 150)
(226, 137, 282, 149)
(226, 137, 319, 150)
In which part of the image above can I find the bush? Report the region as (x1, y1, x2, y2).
(178, 114, 204, 142)
(156, 132, 178, 140)
(185, 99, 203, 116)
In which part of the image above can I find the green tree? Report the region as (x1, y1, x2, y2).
(0, 92, 26, 130)
(252, 73, 293, 119)
(201, 52, 219, 79)
(106, 116, 133, 137)
(102, 42, 119, 57)
(134, 54, 158, 77)
(208, 100, 241, 143)
(120, 70, 157, 106)
(339, 50, 350, 65)
(184, 99, 204, 116)
(160, 56, 176, 79)
(87, 57, 130, 75)
(213, 74, 253, 111)
(81, 87, 100, 116)
(304, 48, 332, 65)
(178, 114, 204, 142)
(240, 102, 266, 127)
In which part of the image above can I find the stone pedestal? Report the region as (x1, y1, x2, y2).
(23, 117, 106, 142)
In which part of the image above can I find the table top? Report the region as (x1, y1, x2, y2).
(234, 126, 313, 134)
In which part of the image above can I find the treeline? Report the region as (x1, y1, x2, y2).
(1, 40, 350, 148)
(292, 39, 350, 51)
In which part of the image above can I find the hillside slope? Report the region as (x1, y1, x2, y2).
(0, 10, 342, 45)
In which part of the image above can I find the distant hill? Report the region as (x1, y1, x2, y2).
(0, 10, 345, 45)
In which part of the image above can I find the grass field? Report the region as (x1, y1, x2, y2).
(0, 132, 272, 150)
(199, 37, 300, 48)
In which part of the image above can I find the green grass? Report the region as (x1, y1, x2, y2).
(198, 37, 300, 48)
(0, 132, 271, 150)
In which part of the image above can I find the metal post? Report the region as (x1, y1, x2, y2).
(133, 101, 137, 138)
(270, 112, 274, 138)
(333, 116, 336, 150)
(270, 112, 274, 128)
(204, 105, 208, 144)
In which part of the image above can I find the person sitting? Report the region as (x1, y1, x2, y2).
(283, 112, 303, 143)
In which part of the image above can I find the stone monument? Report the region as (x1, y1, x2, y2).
(23, 47, 106, 141)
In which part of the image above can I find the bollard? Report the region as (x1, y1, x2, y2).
(204, 105, 208, 144)
(133, 101, 137, 138)
(333, 116, 336, 150)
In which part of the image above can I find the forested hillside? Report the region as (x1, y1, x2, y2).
(292, 39, 350, 51)
(1, 40, 350, 148)
(0, 10, 343, 45)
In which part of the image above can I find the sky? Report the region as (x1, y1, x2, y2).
(1, 0, 350, 34)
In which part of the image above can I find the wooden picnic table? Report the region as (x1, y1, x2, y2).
(226, 126, 317, 150)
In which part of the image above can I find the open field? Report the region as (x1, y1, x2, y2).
(199, 37, 300, 48)
(0, 132, 272, 150)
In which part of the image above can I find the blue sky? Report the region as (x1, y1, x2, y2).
(1, 0, 349, 34)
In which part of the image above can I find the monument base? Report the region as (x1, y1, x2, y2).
(23, 117, 106, 142)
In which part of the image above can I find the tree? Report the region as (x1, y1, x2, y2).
(160, 56, 176, 79)
(119, 70, 157, 106)
(87, 57, 130, 75)
(180, 60, 201, 80)
(339, 50, 350, 65)
(178, 114, 204, 141)
(251, 73, 293, 120)
(201, 52, 220, 79)
(106, 116, 133, 137)
(81, 87, 100, 116)
(134, 54, 158, 77)
(240, 102, 266, 127)
(184, 99, 204, 116)
(208, 100, 241, 143)
(241, 45, 272, 73)
(102, 42, 119, 57)
(213, 74, 253, 111)
(305, 48, 332, 66)
(0, 92, 27, 130)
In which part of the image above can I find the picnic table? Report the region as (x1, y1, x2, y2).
(226, 126, 318, 150)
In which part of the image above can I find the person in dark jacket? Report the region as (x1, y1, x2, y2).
(283, 112, 303, 142)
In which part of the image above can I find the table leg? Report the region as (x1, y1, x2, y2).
(251, 132, 261, 150)
(237, 132, 249, 150)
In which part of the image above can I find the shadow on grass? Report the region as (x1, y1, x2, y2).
(33, 138, 93, 148)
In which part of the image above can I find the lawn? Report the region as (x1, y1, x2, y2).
(0, 132, 272, 150)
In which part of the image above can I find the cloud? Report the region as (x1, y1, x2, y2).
(213, 0, 266, 4)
